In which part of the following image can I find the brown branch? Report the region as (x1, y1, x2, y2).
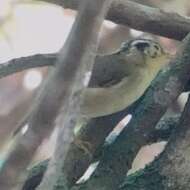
(36, 1, 113, 190)
(0, 54, 56, 78)
(108, 0, 190, 40)
(71, 32, 190, 190)
(33, 0, 190, 40)
(0, 0, 112, 189)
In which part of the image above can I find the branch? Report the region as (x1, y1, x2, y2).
(33, 0, 190, 40)
(108, 0, 190, 40)
(71, 32, 190, 190)
(0, 0, 112, 189)
(121, 95, 190, 190)
(36, 1, 113, 190)
(0, 54, 56, 78)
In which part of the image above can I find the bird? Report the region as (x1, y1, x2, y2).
(80, 38, 171, 118)
(13, 38, 171, 136)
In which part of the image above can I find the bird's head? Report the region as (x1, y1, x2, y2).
(118, 38, 171, 70)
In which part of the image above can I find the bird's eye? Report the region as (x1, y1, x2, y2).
(131, 39, 163, 58)
(133, 42, 150, 51)
(120, 40, 151, 55)
(119, 39, 163, 58)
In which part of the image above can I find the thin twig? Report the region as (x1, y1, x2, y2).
(120, 95, 190, 190)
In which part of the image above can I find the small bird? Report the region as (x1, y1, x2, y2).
(80, 38, 171, 118)
(13, 38, 171, 136)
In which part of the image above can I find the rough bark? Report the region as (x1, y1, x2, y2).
(36, 1, 113, 190)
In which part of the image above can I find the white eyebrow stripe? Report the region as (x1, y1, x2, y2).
(131, 39, 151, 46)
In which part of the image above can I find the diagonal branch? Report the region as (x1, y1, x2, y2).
(34, 1, 113, 190)
(0, 54, 56, 78)
(32, 0, 190, 40)
(0, 0, 112, 190)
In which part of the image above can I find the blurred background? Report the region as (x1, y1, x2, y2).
(0, 0, 189, 176)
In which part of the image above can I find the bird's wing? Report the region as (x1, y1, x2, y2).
(81, 77, 132, 118)
(88, 54, 130, 88)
